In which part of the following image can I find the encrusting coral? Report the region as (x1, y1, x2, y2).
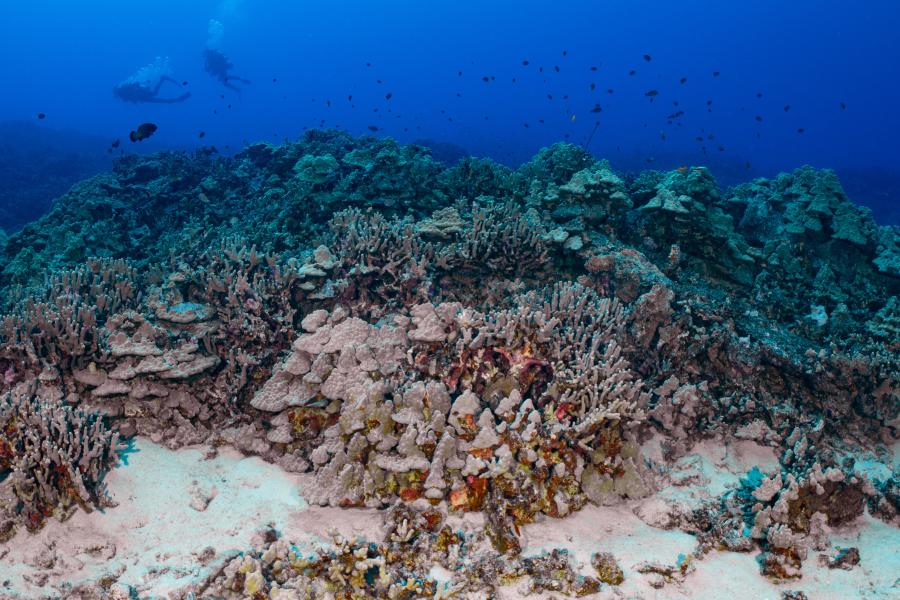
(0, 130, 896, 596)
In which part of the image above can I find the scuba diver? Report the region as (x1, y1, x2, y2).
(203, 48, 251, 92)
(113, 57, 191, 104)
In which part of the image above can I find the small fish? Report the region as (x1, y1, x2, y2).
(797, 128, 805, 134)
(755, 115, 763, 122)
(840, 101, 847, 110)
(643, 54, 652, 62)
(458, 70, 463, 76)
(129, 122, 157, 142)
(522, 59, 529, 65)
(37, 112, 45, 119)
(376, 79, 382, 84)
(659, 131, 666, 140)
(523, 122, 529, 128)
(198, 131, 205, 138)
(562, 50, 568, 56)
(680, 77, 687, 84)
(348, 95, 353, 102)
(554, 65, 560, 72)
(745, 161, 752, 169)
(111, 139, 120, 149)
(385, 92, 392, 100)
(713, 71, 720, 77)
(717, 145, 725, 152)
(607, 88, 614, 94)
(589, 83, 596, 91)
(272, 78, 277, 83)
(570, 114, 577, 122)
(645, 90, 659, 97)
(629, 69, 636, 76)
(784, 105, 790, 112)
(590, 65, 599, 71)
(481, 76, 490, 82)
(366, 62, 372, 67)
(589, 104, 602, 113)
(367, 125, 379, 132)
(756, 92, 763, 98)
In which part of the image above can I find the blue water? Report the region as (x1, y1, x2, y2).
(1, 0, 898, 225)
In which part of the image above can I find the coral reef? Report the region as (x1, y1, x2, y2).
(0, 131, 896, 597)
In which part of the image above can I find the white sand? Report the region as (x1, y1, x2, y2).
(0, 437, 896, 599)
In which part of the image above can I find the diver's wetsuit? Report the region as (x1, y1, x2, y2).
(113, 76, 191, 104)
(204, 49, 251, 92)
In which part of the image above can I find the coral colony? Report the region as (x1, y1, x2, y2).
(0, 130, 897, 598)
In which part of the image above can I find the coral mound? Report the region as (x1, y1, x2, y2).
(0, 131, 896, 598)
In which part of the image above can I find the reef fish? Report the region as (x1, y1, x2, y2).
(129, 122, 157, 142)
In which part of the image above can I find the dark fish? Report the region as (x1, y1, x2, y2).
(458, 70, 463, 76)
(368, 125, 379, 132)
(326, 100, 331, 107)
(37, 113, 45, 119)
(755, 115, 763, 122)
(589, 104, 602, 113)
(713, 71, 720, 77)
(366, 62, 372, 67)
(717, 145, 725, 152)
(680, 77, 687, 84)
(182, 80, 189, 86)
(111, 139, 120, 148)
(840, 101, 847, 109)
(784, 105, 790, 112)
(756, 92, 763, 98)
(198, 131, 205, 138)
(645, 90, 659, 100)
(706, 99, 713, 105)
(629, 69, 636, 76)
(272, 78, 277, 83)
(590, 65, 598, 71)
(385, 92, 392, 100)
(129, 122, 157, 142)
(348, 95, 353, 102)
(590, 83, 596, 91)
(522, 59, 529, 65)
(643, 54, 652, 61)
(797, 128, 805, 134)
(539, 66, 544, 73)
(523, 122, 529, 128)
(554, 65, 560, 72)
(547, 94, 553, 100)
(562, 50, 567, 56)
(481, 76, 490, 82)
(607, 88, 614, 94)
(377, 79, 382, 84)
(745, 161, 752, 169)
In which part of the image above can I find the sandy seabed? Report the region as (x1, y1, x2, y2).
(1, 437, 896, 599)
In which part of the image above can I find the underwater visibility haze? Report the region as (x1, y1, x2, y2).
(0, 1, 897, 599)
